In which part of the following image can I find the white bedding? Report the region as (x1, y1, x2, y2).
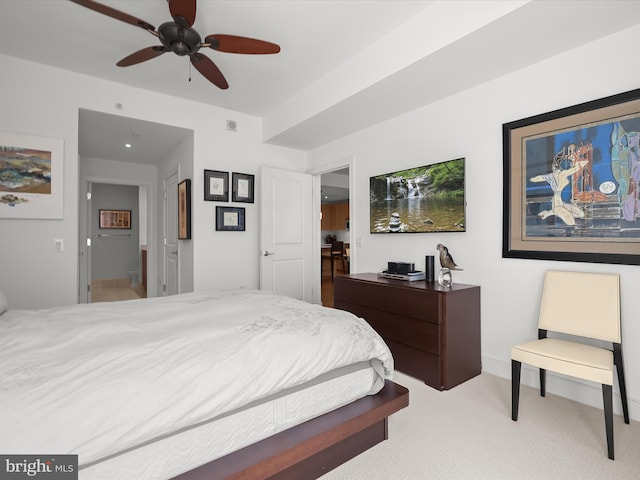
(0, 289, 393, 468)
(82, 362, 379, 480)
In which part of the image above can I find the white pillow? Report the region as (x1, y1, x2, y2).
(0, 289, 7, 315)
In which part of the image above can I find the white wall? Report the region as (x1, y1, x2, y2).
(308, 25, 640, 419)
(0, 53, 306, 309)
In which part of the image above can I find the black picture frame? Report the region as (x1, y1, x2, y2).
(204, 170, 229, 202)
(232, 172, 255, 203)
(502, 87, 640, 265)
(216, 206, 245, 231)
(98, 209, 131, 229)
(178, 179, 191, 240)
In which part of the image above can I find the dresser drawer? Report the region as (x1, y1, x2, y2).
(335, 278, 440, 324)
(386, 340, 441, 389)
(335, 301, 440, 355)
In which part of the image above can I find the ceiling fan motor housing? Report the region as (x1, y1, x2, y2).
(158, 21, 201, 56)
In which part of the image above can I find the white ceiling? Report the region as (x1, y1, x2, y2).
(2, 0, 640, 159)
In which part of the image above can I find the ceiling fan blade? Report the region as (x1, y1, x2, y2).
(205, 34, 281, 54)
(117, 46, 167, 67)
(69, 0, 155, 31)
(190, 53, 229, 89)
(168, 0, 196, 27)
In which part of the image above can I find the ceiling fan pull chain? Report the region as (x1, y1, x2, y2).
(188, 61, 192, 82)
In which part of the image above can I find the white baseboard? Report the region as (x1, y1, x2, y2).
(482, 355, 639, 422)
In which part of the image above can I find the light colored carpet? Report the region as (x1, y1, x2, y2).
(324, 372, 640, 480)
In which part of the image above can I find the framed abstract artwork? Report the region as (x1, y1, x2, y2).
(503, 88, 640, 265)
(0, 131, 64, 219)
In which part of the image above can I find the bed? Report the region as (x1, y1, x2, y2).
(0, 288, 408, 479)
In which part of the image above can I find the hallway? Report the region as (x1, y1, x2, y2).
(91, 278, 146, 303)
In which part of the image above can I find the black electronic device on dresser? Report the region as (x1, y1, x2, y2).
(334, 273, 481, 390)
(386, 262, 415, 275)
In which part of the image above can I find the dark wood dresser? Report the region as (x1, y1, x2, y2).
(334, 273, 481, 390)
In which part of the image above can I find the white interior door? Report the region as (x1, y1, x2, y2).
(260, 166, 313, 301)
(164, 170, 179, 296)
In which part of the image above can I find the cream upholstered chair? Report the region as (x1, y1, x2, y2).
(511, 270, 629, 460)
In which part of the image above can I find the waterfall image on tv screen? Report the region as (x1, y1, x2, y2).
(369, 158, 465, 233)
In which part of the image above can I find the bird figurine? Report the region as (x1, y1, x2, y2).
(436, 243, 463, 271)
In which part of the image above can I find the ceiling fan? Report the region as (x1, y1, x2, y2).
(69, 0, 281, 90)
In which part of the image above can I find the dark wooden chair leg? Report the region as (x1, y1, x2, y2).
(512, 360, 521, 421)
(602, 384, 614, 460)
(330, 254, 335, 281)
(613, 343, 630, 424)
(539, 368, 546, 397)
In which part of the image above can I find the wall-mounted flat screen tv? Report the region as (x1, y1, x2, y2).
(370, 157, 466, 233)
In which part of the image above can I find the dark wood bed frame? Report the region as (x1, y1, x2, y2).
(172, 380, 409, 480)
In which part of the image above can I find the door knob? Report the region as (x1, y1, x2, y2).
(260, 250, 275, 256)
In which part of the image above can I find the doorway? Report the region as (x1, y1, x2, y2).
(77, 108, 193, 303)
(79, 179, 150, 303)
(316, 162, 353, 307)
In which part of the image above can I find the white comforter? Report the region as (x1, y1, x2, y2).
(0, 290, 393, 466)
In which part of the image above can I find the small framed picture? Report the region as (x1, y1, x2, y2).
(204, 169, 229, 202)
(216, 206, 245, 231)
(232, 172, 255, 203)
(99, 209, 131, 229)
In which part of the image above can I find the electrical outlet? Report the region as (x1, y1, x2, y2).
(53, 238, 64, 252)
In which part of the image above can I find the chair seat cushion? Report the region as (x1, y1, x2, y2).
(511, 338, 614, 385)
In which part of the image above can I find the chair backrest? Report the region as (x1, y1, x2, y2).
(331, 241, 344, 255)
(538, 270, 621, 343)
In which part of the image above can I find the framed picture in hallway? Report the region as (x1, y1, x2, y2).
(178, 179, 191, 240)
(99, 209, 131, 229)
(503, 87, 640, 265)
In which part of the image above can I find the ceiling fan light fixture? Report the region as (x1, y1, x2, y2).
(158, 22, 201, 56)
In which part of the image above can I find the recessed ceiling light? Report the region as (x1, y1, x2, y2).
(125, 143, 131, 148)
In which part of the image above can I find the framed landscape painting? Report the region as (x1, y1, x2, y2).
(0, 131, 64, 219)
(503, 88, 640, 265)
